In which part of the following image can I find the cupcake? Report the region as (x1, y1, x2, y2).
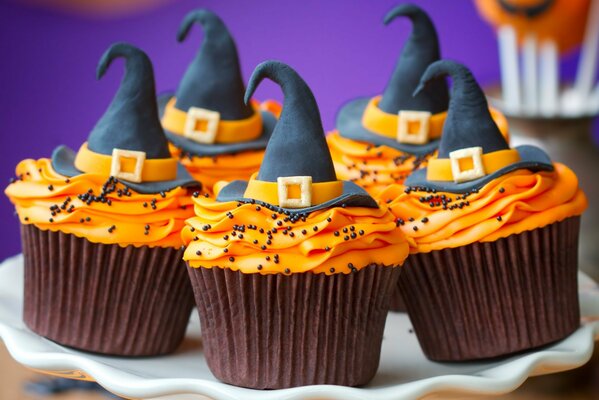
(158, 9, 280, 194)
(5, 44, 199, 356)
(379, 60, 587, 361)
(329, 3, 508, 196)
(182, 61, 410, 388)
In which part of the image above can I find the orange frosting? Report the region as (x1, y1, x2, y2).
(327, 131, 432, 196)
(182, 196, 410, 275)
(5, 159, 196, 248)
(378, 163, 587, 253)
(170, 144, 264, 194)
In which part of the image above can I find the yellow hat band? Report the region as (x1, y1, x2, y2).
(427, 148, 521, 183)
(161, 97, 263, 145)
(361, 96, 447, 144)
(243, 174, 344, 209)
(74, 142, 179, 183)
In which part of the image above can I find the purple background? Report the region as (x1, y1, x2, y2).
(0, 0, 586, 259)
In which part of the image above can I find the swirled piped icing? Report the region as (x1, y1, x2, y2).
(170, 145, 264, 194)
(327, 131, 432, 196)
(182, 195, 410, 275)
(378, 163, 587, 253)
(5, 159, 196, 248)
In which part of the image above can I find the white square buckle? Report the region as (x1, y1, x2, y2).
(277, 176, 312, 208)
(184, 107, 220, 144)
(110, 148, 146, 183)
(397, 110, 431, 145)
(449, 146, 486, 183)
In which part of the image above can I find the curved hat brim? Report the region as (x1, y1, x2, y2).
(404, 145, 554, 193)
(336, 97, 440, 156)
(158, 93, 276, 157)
(51, 145, 200, 194)
(216, 180, 378, 213)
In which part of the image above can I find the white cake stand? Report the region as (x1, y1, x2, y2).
(1, 254, 598, 400)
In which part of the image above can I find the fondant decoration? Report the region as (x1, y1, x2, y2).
(216, 61, 378, 212)
(52, 43, 196, 194)
(406, 60, 553, 192)
(336, 3, 449, 155)
(158, 9, 276, 156)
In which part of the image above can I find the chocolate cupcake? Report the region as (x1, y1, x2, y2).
(380, 60, 587, 361)
(182, 61, 410, 389)
(5, 44, 199, 356)
(158, 9, 281, 194)
(329, 3, 508, 196)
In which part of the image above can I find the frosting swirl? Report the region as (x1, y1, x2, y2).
(182, 196, 410, 275)
(378, 163, 587, 253)
(5, 159, 196, 248)
(170, 145, 264, 194)
(327, 131, 431, 196)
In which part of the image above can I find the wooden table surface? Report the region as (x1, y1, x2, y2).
(1, 341, 598, 400)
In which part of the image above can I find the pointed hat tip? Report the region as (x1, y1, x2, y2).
(96, 42, 139, 80)
(383, 3, 424, 25)
(412, 59, 459, 97)
(417, 59, 469, 91)
(176, 9, 220, 43)
(244, 60, 282, 105)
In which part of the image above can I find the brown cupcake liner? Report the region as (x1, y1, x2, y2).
(21, 225, 195, 356)
(187, 264, 400, 389)
(388, 287, 407, 312)
(398, 217, 581, 362)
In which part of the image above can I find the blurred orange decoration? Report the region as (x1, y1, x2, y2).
(475, 0, 591, 54)
(16, 0, 171, 17)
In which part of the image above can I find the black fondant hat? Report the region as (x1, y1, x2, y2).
(52, 43, 198, 194)
(158, 9, 276, 157)
(217, 61, 378, 213)
(406, 60, 553, 193)
(336, 3, 449, 155)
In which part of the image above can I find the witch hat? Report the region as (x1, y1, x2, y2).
(336, 3, 449, 155)
(217, 61, 378, 212)
(52, 43, 198, 194)
(158, 9, 276, 157)
(406, 60, 553, 193)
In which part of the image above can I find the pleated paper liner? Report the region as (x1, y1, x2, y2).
(187, 264, 401, 389)
(21, 225, 195, 356)
(388, 287, 407, 312)
(398, 216, 581, 362)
